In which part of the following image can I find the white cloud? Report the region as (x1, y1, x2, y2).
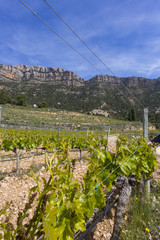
(1, 0, 160, 79)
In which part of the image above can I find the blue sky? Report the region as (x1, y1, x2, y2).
(0, 0, 160, 80)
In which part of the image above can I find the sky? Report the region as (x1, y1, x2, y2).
(0, 0, 160, 80)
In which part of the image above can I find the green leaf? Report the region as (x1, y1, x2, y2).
(0, 203, 10, 216)
(75, 221, 85, 232)
(28, 186, 37, 198)
(43, 204, 58, 240)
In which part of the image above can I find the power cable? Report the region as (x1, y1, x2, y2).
(18, 0, 143, 110)
(43, 0, 144, 109)
(18, 0, 103, 75)
(43, 0, 114, 75)
(109, 83, 141, 109)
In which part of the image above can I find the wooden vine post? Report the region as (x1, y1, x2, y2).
(111, 175, 136, 240)
(15, 149, 22, 176)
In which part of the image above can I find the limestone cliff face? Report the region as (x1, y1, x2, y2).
(0, 64, 160, 115)
(0, 64, 85, 87)
(88, 74, 160, 87)
(88, 75, 121, 84)
(0, 64, 160, 88)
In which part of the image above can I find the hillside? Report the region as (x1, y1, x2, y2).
(0, 64, 160, 120)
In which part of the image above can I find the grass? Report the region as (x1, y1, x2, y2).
(0, 104, 153, 131)
(121, 180, 160, 240)
(1, 105, 111, 131)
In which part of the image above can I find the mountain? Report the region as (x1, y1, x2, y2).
(0, 64, 160, 120)
(0, 64, 85, 86)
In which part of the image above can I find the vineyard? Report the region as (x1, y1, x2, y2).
(1, 0, 160, 238)
(0, 127, 159, 240)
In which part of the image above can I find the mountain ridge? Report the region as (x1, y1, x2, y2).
(0, 64, 160, 120)
(1, 63, 160, 85)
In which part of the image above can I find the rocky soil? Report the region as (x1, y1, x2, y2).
(0, 136, 159, 240)
(152, 146, 160, 183)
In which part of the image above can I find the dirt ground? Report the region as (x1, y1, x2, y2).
(152, 146, 160, 183)
(0, 135, 159, 240)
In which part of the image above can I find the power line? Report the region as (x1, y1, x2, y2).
(18, 0, 144, 109)
(109, 83, 142, 110)
(43, 0, 114, 75)
(43, 0, 144, 109)
(18, 0, 103, 75)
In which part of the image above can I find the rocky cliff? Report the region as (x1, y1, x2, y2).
(0, 64, 85, 87)
(88, 74, 160, 87)
(1, 64, 160, 87)
(0, 64, 160, 119)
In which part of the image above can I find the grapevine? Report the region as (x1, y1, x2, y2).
(0, 132, 157, 240)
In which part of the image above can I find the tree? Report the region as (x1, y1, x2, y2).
(155, 112, 160, 129)
(128, 107, 137, 121)
(16, 94, 27, 106)
(37, 101, 47, 108)
(0, 90, 12, 104)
